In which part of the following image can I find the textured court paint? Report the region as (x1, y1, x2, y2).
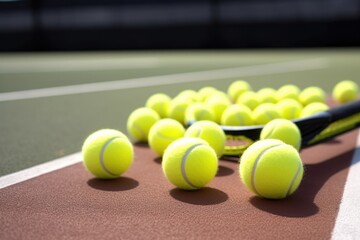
(0, 58, 327, 102)
(331, 133, 360, 240)
(0, 153, 82, 189)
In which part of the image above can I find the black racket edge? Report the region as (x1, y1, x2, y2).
(218, 100, 360, 159)
(220, 100, 360, 144)
(187, 100, 360, 159)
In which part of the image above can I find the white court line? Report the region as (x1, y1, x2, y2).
(0, 58, 160, 73)
(0, 153, 82, 189)
(331, 133, 360, 240)
(0, 58, 327, 102)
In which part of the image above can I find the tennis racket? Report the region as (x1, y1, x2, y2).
(220, 99, 360, 156)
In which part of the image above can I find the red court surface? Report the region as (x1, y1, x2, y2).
(0, 128, 359, 239)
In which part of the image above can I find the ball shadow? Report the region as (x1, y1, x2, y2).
(322, 138, 342, 145)
(153, 157, 162, 165)
(216, 165, 235, 177)
(220, 155, 240, 163)
(170, 187, 228, 205)
(133, 142, 149, 148)
(249, 195, 319, 218)
(87, 177, 139, 191)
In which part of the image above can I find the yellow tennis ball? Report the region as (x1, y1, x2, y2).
(257, 88, 277, 104)
(145, 93, 172, 118)
(206, 90, 230, 102)
(162, 137, 218, 190)
(276, 84, 301, 101)
(167, 98, 192, 125)
(227, 80, 251, 102)
(239, 139, 304, 199)
(127, 107, 160, 142)
(185, 102, 214, 124)
(82, 129, 134, 179)
(221, 104, 253, 126)
(332, 80, 359, 104)
(236, 91, 260, 110)
(148, 118, 185, 156)
(185, 120, 226, 157)
(276, 99, 303, 120)
(176, 89, 199, 102)
(252, 103, 281, 125)
(260, 119, 302, 151)
(299, 86, 326, 106)
(206, 94, 232, 124)
(300, 102, 329, 118)
(197, 86, 219, 102)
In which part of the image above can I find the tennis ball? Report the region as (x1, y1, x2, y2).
(227, 80, 251, 102)
(299, 86, 326, 106)
(145, 93, 171, 118)
(207, 91, 230, 103)
(127, 107, 160, 142)
(167, 98, 192, 125)
(277, 99, 303, 120)
(185, 120, 226, 157)
(236, 91, 260, 110)
(206, 94, 232, 124)
(252, 103, 281, 125)
(332, 80, 359, 104)
(276, 84, 301, 101)
(198, 86, 219, 102)
(239, 139, 304, 199)
(260, 119, 302, 151)
(162, 137, 218, 190)
(185, 102, 214, 124)
(82, 129, 134, 179)
(300, 102, 329, 118)
(221, 104, 253, 126)
(176, 89, 199, 102)
(257, 88, 277, 104)
(148, 118, 185, 156)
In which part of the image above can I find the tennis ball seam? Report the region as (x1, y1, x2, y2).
(192, 126, 202, 138)
(285, 161, 303, 197)
(181, 143, 205, 189)
(264, 111, 276, 122)
(251, 143, 282, 196)
(235, 113, 245, 125)
(262, 121, 278, 139)
(100, 136, 123, 177)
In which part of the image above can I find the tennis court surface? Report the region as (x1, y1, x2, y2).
(0, 50, 359, 239)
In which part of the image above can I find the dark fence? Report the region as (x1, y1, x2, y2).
(1, 0, 360, 51)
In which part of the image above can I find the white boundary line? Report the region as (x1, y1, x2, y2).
(331, 133, 360, 240)
(0, 58, 160, 73)
(0, 58, 327, 102)
(0, 153, 82, 189)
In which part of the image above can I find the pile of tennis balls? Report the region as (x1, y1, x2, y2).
(81, 79, 358, 199)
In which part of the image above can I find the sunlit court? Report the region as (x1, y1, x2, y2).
(1, 1, 360, 239)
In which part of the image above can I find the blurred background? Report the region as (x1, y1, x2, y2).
(1, 0, 360, 51)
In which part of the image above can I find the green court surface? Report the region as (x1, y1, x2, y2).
(0, 49, 359, 176)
